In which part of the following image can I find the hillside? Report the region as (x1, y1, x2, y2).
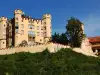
(0, 48, 100, 75)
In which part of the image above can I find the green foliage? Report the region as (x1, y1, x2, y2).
(83, 34, 86, 38)
(52, 32, 68, 45)
(66, 17, 84, 47)
(0, 48, 100, 75)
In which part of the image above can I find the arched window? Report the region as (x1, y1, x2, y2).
(28, 31, 35, 37)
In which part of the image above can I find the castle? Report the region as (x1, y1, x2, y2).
(0, 9, 98, 56)
(0, 9, 52, 49)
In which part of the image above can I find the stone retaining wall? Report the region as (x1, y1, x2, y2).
(0, 43, 69, 55)
(0, 42, 97, 57)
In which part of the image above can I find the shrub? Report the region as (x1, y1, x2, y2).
(19, 40, 28, 47)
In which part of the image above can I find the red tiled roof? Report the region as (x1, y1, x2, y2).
(88, 36, 100, 43)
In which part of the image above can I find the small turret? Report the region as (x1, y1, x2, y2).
(0, 17, 7, 21)
(14, 9, 23, 21)
(14, 9, 23, 15)
(42, 14, 51, 19)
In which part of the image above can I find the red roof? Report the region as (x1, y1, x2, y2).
(88, 36, 100, 43)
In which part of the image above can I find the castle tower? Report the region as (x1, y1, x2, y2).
(42, 14, 52, 43)
(81, 23, 84, 34)
(14, 9, 23, 46)
(14, 9, 23, 20)
(0, 17, 7, 49)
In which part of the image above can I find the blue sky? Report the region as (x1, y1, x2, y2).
(0, 0, 100, 37)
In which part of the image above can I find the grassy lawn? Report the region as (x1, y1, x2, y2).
(0, 48, 100, 75)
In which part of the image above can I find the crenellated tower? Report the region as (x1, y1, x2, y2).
(42, 14, 52, 43)
(14, 9, 23, 46)
(14, 9, 23, 19)
(0, 17, 7, 49)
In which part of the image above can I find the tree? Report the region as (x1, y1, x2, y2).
(52, 32, 68, 45)
(52, 32, 60, 43)
(66, 17, 84, 47)
(60, 33, 68, 45)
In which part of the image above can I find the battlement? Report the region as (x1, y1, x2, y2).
(22, 18, 43, 24)
(14, 9, 23, 15)
(31, 19, 43, 24)
(0, 17, 7, 21)
(21, 15, 43, 24)
(32, 19, 42, 24)
(42, 14, 51, 19)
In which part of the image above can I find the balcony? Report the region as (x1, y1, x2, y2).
(28, 31, 35, 37)
(28, 34, 35, 37)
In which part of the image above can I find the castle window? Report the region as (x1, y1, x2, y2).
(28, 25, 33, 29)
(21, 24, 24, 28)
(33, 25, 35, 29)
(37, 32, 39, 36)
(4, 24, 6, 27)
(28, 31, 35, 37)
(37, 26, 39, 30)
(29, 21, 31, 23)
(44, 26, 46, 30)
(15, 22, 18, 29)
(40, 39, 42, 41)
(21, 30, 24, 34)
(16, 18, 18, 20)
(3, 42, 5, 44)
(25, 18, 27, 20)
(44, 32, 47, 36)
(41, 26, 43, 30)
(22, 19, 23, 22)
(44, 22, 46, 24)
(41, 32, 44, 37)
(16, 36, 18, 38)
(15, 29, 18, 33)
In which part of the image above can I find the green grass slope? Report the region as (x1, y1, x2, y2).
(0, 48, 100, 75)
